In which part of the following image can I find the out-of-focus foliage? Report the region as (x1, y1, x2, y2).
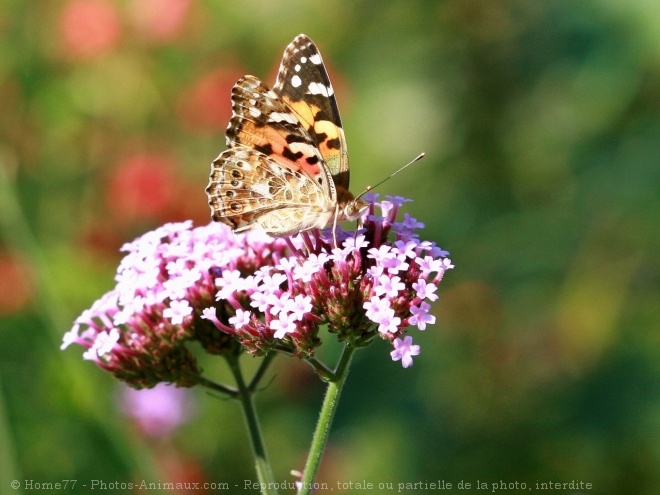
(1, 1, 659, 493)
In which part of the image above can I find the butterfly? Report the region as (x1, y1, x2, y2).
(206, 34, 368, 238)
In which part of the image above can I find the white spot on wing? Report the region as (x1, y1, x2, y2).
(291, 75, 302, 88)
(300, 56, 307, 63)
(295, 64, 301, 72)
(250, 183, 272, 197)
(289, 142, 320, 158)
(307, 82, 334, 97)
(268, 162, 284, 175)
(309, 54, 322, 65)
(249, 107, 261, 118)
(269, 112, 298, 124)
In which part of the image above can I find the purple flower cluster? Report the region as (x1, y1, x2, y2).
(61, 221, 289, 387)
(202, 194, 453, 367)
(62, 195, 453, 388)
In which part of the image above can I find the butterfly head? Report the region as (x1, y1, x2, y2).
(337, 187, 369, 221)
(344, 198, 369, 220)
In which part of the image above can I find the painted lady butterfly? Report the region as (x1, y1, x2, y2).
(206, 34, 368, 237)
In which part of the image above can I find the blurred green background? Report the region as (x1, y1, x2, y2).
(1, 1, 659, 493)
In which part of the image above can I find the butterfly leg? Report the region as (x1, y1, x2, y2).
(331, 204, 340, 247)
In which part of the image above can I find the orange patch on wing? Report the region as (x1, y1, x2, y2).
(285, 98, 343, 162)
(285, 98, 318, 129)
(313, 119, 341, 159)
(236, 120, 322, 177)
(237, 120, 287, 149)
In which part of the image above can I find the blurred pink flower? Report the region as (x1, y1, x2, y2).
(177, 68, 245, 131)
(105, 152, 176, 222)
(120, 383, 194, 437)
(59, 0, 122, 60)
(128, 0, 192, 43)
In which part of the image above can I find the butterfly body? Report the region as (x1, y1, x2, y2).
(206, 34, 367, 237)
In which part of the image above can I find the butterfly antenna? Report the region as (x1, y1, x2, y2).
(355, 153, 426, 201)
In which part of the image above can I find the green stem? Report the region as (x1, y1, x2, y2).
(298, 345, 356, 495)
(189, 351, 276, 396)
(226, 354, 278, 495)
(305, 356, 336, 381)
(248, 352, 277, 392)
(186, 373, 238, 397)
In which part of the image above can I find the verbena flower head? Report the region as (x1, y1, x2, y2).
(61, 220, 288, 388)
(63, 195, 453, 387)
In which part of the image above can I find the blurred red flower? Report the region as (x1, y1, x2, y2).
(105, 152, 176, 223)
(167, 181, 211, 225)
(177, 67, 245, 131)
(59, 0, 122, 60)
(127, 0, 192, 43)
(0, 253, 33, 315)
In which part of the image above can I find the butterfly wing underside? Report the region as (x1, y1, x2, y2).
(208, 146, 335, 235)
(206, 34, 354, 236)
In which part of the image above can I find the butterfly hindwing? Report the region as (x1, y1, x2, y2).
(207, 146, 336, 236)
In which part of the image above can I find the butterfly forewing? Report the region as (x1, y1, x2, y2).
(225, 75, 331, 189)
(274, 34, 350, 189)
